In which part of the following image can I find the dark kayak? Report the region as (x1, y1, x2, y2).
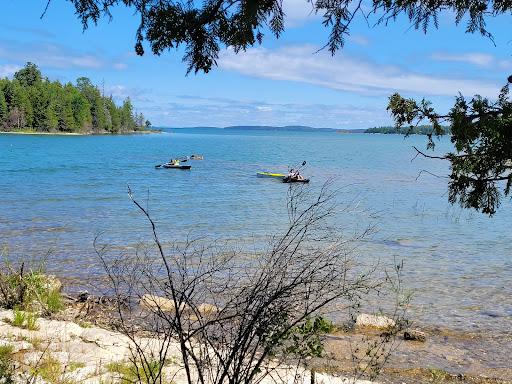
(283, 176, 310, 183)
(155, 163, 191, 169)
(162, 164, 191, 169)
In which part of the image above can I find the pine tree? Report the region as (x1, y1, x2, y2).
(0, 91, 7, 129)
(120, 97, 134, 131)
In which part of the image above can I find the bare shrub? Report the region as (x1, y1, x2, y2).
(95, 182, 408, 384)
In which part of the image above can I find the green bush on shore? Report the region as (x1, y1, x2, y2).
(0, 251, 64, 316)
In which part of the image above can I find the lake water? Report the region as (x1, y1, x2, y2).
(1, 129, 511, 337)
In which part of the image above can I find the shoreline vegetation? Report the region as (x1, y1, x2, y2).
(0, 128, 161, 136)
(165, 125, 449, 135)
(0, 62, 151, 135)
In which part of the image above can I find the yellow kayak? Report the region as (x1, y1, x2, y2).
(257, 172, 285, 179)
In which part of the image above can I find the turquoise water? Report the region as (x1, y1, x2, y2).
(1, 129, 511, 334)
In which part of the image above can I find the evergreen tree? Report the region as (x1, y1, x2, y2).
(14, 62, 42, 87)
(0, 91, 6, 129)
(45, 101, 59, 131)
(120, 97, 134, 131)
(106, 97, 121, 133)
(70, 89, 92, 131)
(10, 81, 33, 130)
(28, 84, 50, 131)
(0, 66, 144, 133)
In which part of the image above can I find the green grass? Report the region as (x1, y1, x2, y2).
(67, 361, 85, 372)
(41, 289, 64, 314)
(74, 320, 93, 328)
(11, 309, 39, 330)
(0, 256, 64, 315)
(0, 345, 14, 384)
(11, 309, 26, 328)
(25, 312, 38, 330)
(106, 359, 163, 383)
(31, 355, 76, 384)
(429, 368, 449, 383)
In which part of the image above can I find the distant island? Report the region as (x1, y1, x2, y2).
(170, 125, 367, 133)
(168, 125, 448, 135)
(0, 62, 151, 134)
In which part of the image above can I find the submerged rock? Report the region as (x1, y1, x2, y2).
(140, 294, 184, 312)
(355, 313, 396, 329)
(140, 294, 219, 316)
(404, 329, 427, 342)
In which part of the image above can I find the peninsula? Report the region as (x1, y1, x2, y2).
(0, 63, 150, 134)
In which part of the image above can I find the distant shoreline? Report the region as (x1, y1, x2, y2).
(167, 126, 367, 134)
(165, 126, 442, 135)
(0, 129, 162, 136)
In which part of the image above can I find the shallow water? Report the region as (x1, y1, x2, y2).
(1, 129, 511, 337)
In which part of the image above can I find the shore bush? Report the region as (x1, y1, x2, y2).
(95, 183, 408, 384)
(0, 345, 14, 384)
(0, 250, 63, 316)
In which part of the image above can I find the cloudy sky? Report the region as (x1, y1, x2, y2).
(0, 2, 509, 128)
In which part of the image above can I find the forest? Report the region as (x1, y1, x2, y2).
(365, 125, 451, 135)
(0, 62, 149, 133)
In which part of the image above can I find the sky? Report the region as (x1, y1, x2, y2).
(0, 1, 510, 128)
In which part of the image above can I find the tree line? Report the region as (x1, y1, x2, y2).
(0, 62, 150, 133)
(365, 125, 451, 135)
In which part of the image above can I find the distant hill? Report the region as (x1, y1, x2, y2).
(169, 125, 367, 133)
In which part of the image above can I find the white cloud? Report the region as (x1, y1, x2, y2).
(282, 0, 317, 26)
(431, 52, 512, 71)
(219, 45, 500, 98)
(350, 34, 370, 46)
(106, 85, 152, 103)
(431, 52, 494, 67)
(113, 62, 128, 70)
(0, 64, 21, 78)
(0, 42, 127, 70)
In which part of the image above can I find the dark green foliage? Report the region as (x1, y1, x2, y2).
(14, 62, 41, 87)
(365, 125, 451, 135)
(65, 0, 510, 74)
(285, 317, 334, 358)
(0, 63, 146, 133)
(387, 77, 512, 216)
(0, 91, 6, 125)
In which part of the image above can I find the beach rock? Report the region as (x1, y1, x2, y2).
(140, 294, 180, 312)
(403, 329, 427, 342)
(197, 303, 218, 315)
(139, 294, 204, 314)
(43, 275, 62, 292)
(355, 313, 396, 329)
(77, 290, 90, 302)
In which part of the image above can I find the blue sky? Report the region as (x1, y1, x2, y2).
(0, 1, 509, 128)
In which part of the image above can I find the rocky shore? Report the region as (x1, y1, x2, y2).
(0, 306, 376, 384)
(0, 273, 509, 384)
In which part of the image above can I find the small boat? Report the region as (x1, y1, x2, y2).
(161, 164, 191, 170)
(283, 176, 310, 183)
(190, 154, 203, 160)
(257, 172, 285, 179)
(155, 161, 191, 169)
